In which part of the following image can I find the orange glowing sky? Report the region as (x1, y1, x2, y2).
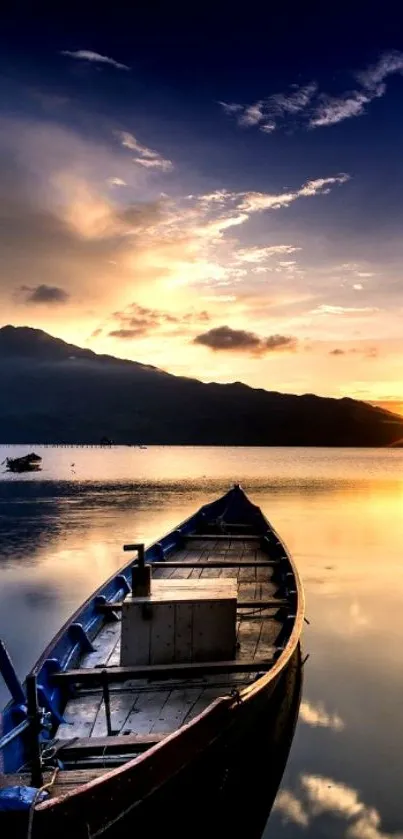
(2, 42, 403, 407)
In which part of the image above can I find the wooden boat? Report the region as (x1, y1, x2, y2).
(0, 485, 304, 838)
(4, 453, 42, 473)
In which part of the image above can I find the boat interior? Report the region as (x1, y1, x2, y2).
(0, 487, 298, 802)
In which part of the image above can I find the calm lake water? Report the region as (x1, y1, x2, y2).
(1, 445, 403, 838)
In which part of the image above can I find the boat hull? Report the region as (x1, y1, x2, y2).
(1, 485, 304, 838)
(19, 645, 302, 839)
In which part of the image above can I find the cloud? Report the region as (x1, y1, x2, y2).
(61, 50, 129, 71)
(238, 101, 265, 127)
(353, 284, 364, 290)
(312, 304, 379, 316)
(104, 302, 210, 340)
(239, 175, 349, 213)
(270, 83, 318, 115)
(18, 284, 70, 304)
(107, 177, 127, 187)
(0, 114, 350, 339)
(307, 52, 403, 128)
(194, 325, 297, 355)
(201, 294, 237, 302)
(118, 131, 173, 172)
(235, 245, 300, 263)
(109, 329, 139, 339)
(217, 101, 243, 116)
(356, 50, 403, 92)
(195, 189, 235, 205)
(299, 700, 345, 730)
(329, 346, 378, 358)
(260, 122, 277, 134)
(221, 52, 403, 133)
(0, 118, 175, 312)
(219, 83, 317, 132)
(134, 157, 172, 171)
(310, 90, 374, 127)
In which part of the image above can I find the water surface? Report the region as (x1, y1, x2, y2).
(1, 445, 403, 838)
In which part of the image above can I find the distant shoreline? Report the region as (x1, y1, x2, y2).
(1, 442, 402, 449)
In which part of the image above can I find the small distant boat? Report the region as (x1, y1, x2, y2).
(4, 453, 42, 473)
(0, 485, 304, 838)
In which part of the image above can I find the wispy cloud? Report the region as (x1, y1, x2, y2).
(61, 50, 130, 71)
(356, 50, 403, 92)
(311, 304, 379, 316)
(238, 101, 265, 127)
(329, 346, 378, 358)
(220, 51, 403, 132)
(238, 175, 349, 213)
(235, 245, 300, 263)
(310, 89, 375, 127)
(103, 302, 210, 340)
(107, 177, 127, 187)
(217, 101, 243, 117)
(309, 51, 403, 127)
(118, 131, 173, 172)
(219, 83, 317, 133)
(0, 114, 351, 352)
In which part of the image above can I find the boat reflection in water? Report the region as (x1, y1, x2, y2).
(4, 453, 42, 473)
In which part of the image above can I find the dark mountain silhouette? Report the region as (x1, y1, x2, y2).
(1, 324, 402, 446)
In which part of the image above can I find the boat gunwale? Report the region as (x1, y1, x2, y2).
(35, 692, 233, 814)
(1, 485, 304, 808)
(239, 511, 304, 701)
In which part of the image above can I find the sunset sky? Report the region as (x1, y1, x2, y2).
(2, 5, 403, 407)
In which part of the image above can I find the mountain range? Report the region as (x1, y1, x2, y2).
(1, 325, 402, 446)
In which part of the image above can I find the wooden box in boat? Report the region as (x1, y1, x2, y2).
(0, 484, 304, 839)
(121, 577, 238, 665)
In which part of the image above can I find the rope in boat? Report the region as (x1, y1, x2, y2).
(26, 766, 59, 839)
(40, 736, 79, 765)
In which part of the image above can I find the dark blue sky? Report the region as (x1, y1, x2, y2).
(1, 2, 403, 404)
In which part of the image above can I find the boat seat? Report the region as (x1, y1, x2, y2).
(56, 733, 166, 757)
(98, 598, 289, 613)
(52, 657, 275, 685)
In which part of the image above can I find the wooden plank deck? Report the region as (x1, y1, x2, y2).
(54, 534, 285, 765)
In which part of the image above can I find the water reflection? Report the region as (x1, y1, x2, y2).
(273, 774, 403, 838)
(0, 446, 403, 836)
(299, 700, 345, 732)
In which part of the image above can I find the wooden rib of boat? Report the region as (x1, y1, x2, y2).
(0, 485, 304, 839)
